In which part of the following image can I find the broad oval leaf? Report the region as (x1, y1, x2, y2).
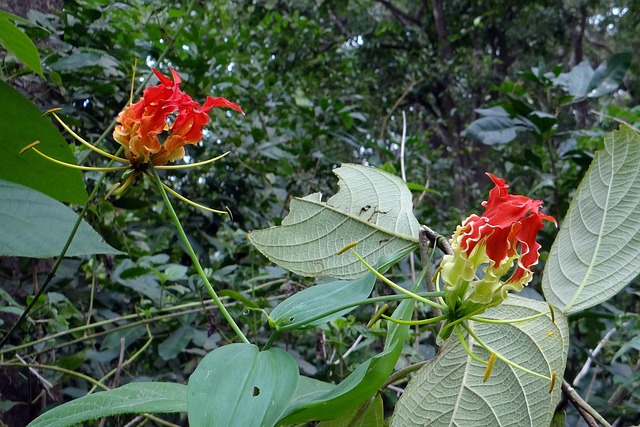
(270, 272, 376, 331)
(392, 296, 569, 427)
(552, 60, 594, 99)
(248, 164, 419, 279)
(27, 382, 187, 427)
(0, 81, 87, 204)
(188, 343, 299, 427)
(542, 125, 640, 314)
(0, 180, 121, 257)
(462, 116, 527, 145)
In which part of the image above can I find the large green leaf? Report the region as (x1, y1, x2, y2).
(552, 54, 631, 100)
(586, 52, 632, 99)
(542, 125, 640, 314)
(248, 164, 420, 279)
(0, 180, 121, 257)
(392, 296, 569, 427)
(27, 382, 187, 427)
(462, 107, 539, 145)
(187, 343, 299, 427)
(278, 284, 416, 424)
(269, 246, 415, 330)
(0, 81, 87, 204)
(0, 11, 43, 77)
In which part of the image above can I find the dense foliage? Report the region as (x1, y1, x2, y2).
(0, 0, 638, 426)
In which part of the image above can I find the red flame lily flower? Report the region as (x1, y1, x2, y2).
(438, 173, 556, 311)
(113, 68, 243, 167)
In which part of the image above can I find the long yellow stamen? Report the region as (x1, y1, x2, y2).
(462, 322, 552, 381)
(47, 111, 129, 163)
(155, 151, 230, 170)
(142, 171, 228, 215)
(337, 242, 359, 255)
(367, 304, 389, 328)
(483, 352, 497, 382)
(22, 143, 129, 172)
(129, 59, 138, 105)
(113, 171, 139, 194)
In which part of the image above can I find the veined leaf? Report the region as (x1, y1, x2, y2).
(249, 164, 420, 279)
(27, 383, 187, 427)
(188, 343, 299, 427)
(542, 125, 640, 314)
(392, 296, 569, 427)
(0, 180, 121, 257)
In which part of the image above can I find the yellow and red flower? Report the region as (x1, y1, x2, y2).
(113, 68, 243, 167)
(438, 173, 556, 312)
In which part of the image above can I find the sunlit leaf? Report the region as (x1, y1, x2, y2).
(249, 164, 419, 279)
(392, 296, 569, 427)
(542, 125, 640, 314)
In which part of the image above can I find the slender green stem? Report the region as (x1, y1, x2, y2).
(149, 166, 249, 344)
(462, 322, 551, 381)
(456, 324, 488, 365)
(262, 332, 280, 351)
(382, 313, 449, 326)
(282, 292, 443, 330)
(383, 361, 428, 388)
(469, 312, 546, 324)
(349, 249, 447, 311)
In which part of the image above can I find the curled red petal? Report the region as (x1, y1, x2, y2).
(203, 96, 244, 114)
